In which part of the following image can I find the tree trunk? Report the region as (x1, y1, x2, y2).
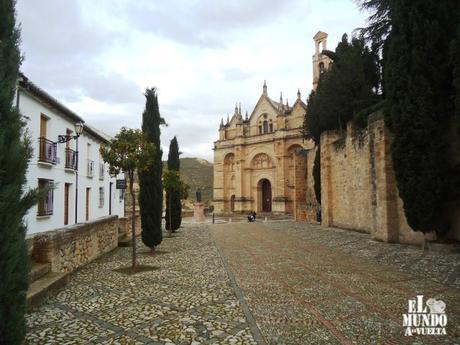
(129, 174, 136, 271)
(168, 189, 172, 237)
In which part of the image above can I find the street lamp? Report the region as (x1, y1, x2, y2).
(75, 121, 84, 137)
(58, 121, 84, 224)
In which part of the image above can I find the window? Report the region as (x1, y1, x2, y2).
(65, 147, 78, 170)
(40, 114, 48, 138)
(269, 122, 273, 132)
(66, 129, 73, 148)
(38, 115, 57, 164)
(99, 187, 104, 208)
(87, 159, 94, 177)
(263, 120, 269, 134)
(37, 179, 54, 216)
(319, 62, 325, 74)
(38, 137, 57, 164)
(99, 163, 105, 180)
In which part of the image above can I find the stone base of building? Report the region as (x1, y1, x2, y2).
(296, 205, 319, 223)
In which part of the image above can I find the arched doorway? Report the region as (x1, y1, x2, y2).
(230, 195, 235, 212)
(258, 179, 272, 212)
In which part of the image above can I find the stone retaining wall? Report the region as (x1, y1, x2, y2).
(118, 212, 141, 239)
(319, 113, 444, 245)
(32, 215, 119, 273)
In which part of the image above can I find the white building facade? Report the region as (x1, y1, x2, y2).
(17, 74, 125, 234)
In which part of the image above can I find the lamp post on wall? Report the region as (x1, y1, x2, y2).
(58, 121, 84, 224)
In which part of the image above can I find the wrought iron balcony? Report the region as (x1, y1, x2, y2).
(65, 148, 78, 170)
(38, 137, 57, 164)
(87, 159, 94, 177)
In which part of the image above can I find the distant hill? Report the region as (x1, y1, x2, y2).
(164, 157, 213, 208)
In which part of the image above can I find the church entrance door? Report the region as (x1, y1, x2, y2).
(261, 179, 272, 212)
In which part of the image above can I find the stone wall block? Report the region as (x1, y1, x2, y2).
(32, 215, 119, 273)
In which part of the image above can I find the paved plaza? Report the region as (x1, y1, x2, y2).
(26, 221, 460, 344)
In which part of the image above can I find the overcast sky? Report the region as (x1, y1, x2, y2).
(17, 0, 368, 161)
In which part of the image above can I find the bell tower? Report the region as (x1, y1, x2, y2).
(312, 31, 332, 90)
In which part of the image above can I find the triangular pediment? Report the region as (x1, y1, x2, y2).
(248, 94, 280, 124)
(292, 98, 307, 111)
(228, 112, 242, 127)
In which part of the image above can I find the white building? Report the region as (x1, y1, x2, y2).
(17, 74, 125, 234)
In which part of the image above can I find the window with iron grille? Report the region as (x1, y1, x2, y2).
(99, 163, 105, 180)
(37, 179, 54, 216)
(99, 187, 104, 208)
(87, 159, 94, 177)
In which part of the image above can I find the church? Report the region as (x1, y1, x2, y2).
(212, 32, 331, 215)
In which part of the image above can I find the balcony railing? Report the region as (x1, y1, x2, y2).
(99, 163, 105, 180)
(87, 159, 94, 177)
(38, 137, 57, 164)
(65, 148, 78, 170)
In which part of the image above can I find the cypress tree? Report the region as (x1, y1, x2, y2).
(165, 137, 182, 232)
(304, 90, 321, 204)
(0, 0, 37, 343)
(304, 35, 381, 206)
(304, 34, 381, 141)
(139, 88, 164, 251)
(384, 1, 459, 234)
(313, 149, 321, 205)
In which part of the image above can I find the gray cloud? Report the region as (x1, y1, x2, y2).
(17, 0, 115, 62)
(107, 0, 304, 47)
(15, 0, 366, 161)
(17, 0, 139, 105)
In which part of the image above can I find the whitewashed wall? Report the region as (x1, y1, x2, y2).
(19, 90, 125, 234)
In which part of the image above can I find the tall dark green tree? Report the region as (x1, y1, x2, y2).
(139, 88, 164, 251)
(304, 90, 321, 204)
(0, 1, 37, 343)
(165, 137, 182, 232)
(304, 34, 381, 204)
(383, 1, 460, 234)
(452, 7, 460, 138)
(304, 34, 381, 142)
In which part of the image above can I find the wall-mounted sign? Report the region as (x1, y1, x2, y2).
(116, 179, 126, 189)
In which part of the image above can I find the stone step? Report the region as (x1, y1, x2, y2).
(118, 235, 132, 247)
(29, 262, 51, 283)
(27, 272, 69, 310)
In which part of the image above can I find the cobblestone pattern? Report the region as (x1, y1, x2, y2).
(26, 226, 259, 345)
(211, 221, 460, 345)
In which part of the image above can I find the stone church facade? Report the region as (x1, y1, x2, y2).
(213, 32, 331, 215)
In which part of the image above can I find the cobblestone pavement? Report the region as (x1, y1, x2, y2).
(26, 221, 460, 345)
(26, 225, 260, 345)
(211, 221, 460, 345)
